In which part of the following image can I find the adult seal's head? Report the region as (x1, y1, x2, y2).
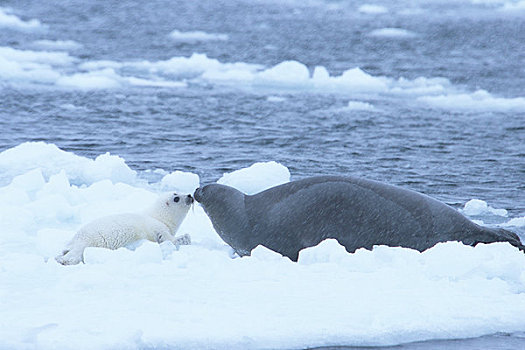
(194, 184, 252, 255)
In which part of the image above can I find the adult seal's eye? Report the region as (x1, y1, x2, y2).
(174, 196, 180, 203)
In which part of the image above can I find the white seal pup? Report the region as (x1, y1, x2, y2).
(56, 192, 193, 265)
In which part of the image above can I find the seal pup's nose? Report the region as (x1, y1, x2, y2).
(185, 194, 194, 205)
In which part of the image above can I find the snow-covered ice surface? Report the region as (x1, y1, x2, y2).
(1, 0, 525, 348)
(1, 143, 525, 350)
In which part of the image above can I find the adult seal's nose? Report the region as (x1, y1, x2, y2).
(193, 187, 202, 202)
(185, 194, 194, 205)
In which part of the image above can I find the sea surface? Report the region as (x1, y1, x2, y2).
(1, 0, 525, 349)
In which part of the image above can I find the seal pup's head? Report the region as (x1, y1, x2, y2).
(194, 184, 252, 255)
(147, 192, 193, 233)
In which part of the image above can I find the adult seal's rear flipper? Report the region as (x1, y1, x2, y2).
(194, 176, 524, 261)
(470, 226, 525, 252)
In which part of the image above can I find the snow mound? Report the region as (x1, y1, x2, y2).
(461, 199, 508, 217)
(0, 142, 137, 186)
(159, 171, 200, 194)
(217, 161, 291, 195)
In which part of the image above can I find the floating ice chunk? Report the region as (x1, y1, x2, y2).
(358, 4, 389, 14)
(68, 61, 185, 89)
(130, 53, 261, 81)
(501, 216, 525, 227)
(346, 101, 375, 110)
(56, 68, 122, 89)
(462, 199, 508, 217)
(369, 28, 417, 38)
(501, 1, 525, 11)
(266, 95, 287, 102)
(159, 171, 200, 194)
(217, 161, 290, 195)
(126, 76, 186, 88)
(257, 61, 310, 84)
(169, 29, 229, 42)
(71, 54, 460, 97)
(79, 60, 124, 71)
(312, 65, 330, 81)
(0, 46, 74, 66)
(31, 39, 83, 50)
(0, 55, 60, 84)
(0, 46, 72, 84)
(0, 7, 44, 31)
(326, 67, 390, 92)
(390, 76, 450, 95)
(418, 90, 525, 111)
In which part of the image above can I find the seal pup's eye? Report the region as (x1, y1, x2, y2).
(174, 196, 180, 203)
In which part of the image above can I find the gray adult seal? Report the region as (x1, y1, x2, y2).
(194, 176, 524, 261)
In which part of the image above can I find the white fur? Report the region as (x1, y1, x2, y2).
(56, 192, 192, 265)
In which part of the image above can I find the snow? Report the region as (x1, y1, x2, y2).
(0, 142, 137, 186)
(461, 199, 508, 217)
(159, 171, 200, 194)
(1, 142, 525, 349)
(0, 7, 44, 31)
(169, 29, 229, 42)
(217, 161, 291, 195)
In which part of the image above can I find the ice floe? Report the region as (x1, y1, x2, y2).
(0, 7, 44, 31)
(0, 142, 525, 349)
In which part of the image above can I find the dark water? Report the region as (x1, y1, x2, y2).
(316, 333, 525, 350)
(2, 2, 524, 203)
(1, 3, 524, 200)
